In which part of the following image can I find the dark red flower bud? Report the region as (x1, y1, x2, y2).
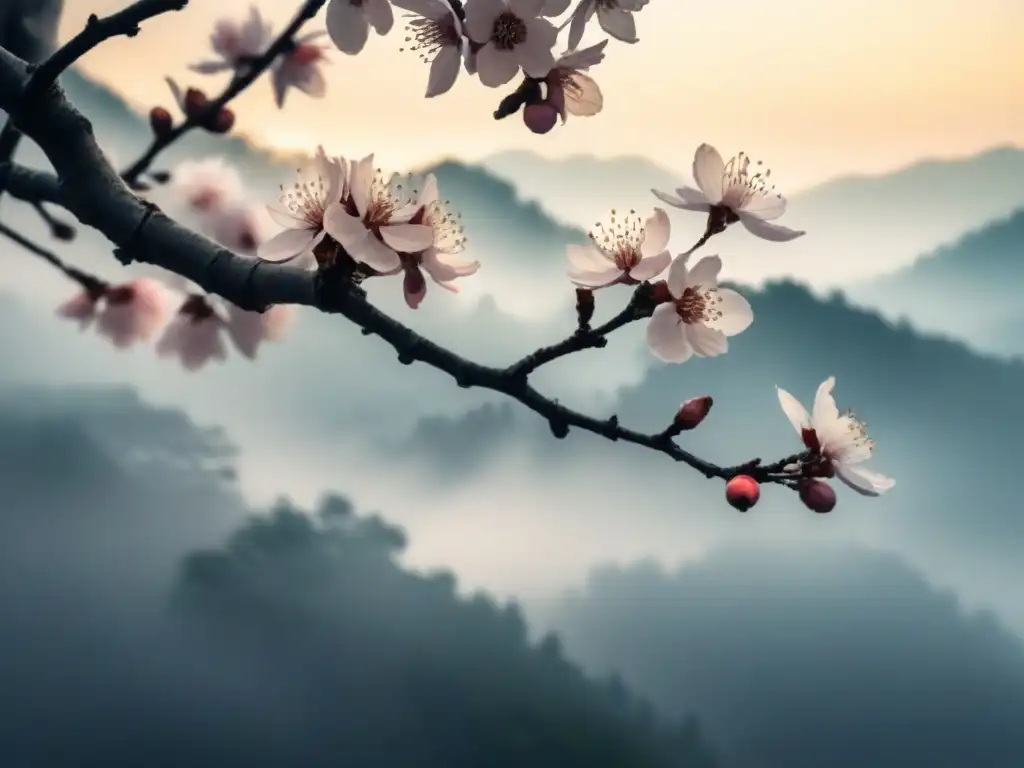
(725, 475, 759, 512)
(523, 103, 558, 134)
(149, 106, 173, 138)
(206, 107, 235, 134)
(799, 480, 837, 514)
(650, 280, 673, 304)
(673, 396, 713, 431)
(183, 88, 209, 118)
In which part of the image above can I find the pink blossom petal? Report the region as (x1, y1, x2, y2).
(56, 291, 98, 327)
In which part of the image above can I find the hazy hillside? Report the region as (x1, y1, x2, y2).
(0, 385, 718, 767)
(482, 146, 1024, 286)
(850, 208, 1024, 355)
(538, 545, 1024, 768)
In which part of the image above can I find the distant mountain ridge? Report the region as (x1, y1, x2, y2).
(481, 146, 1024, 287)
(848, 207, 1024, 355)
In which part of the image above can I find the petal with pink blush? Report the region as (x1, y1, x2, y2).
(257, 227, 318, 262)
(628, 250, 670, 282)
(380, 223, 434, 253)
(348, 233, 402, 273)
(323, 202, 368, 247)
(569, 265, 623, 289)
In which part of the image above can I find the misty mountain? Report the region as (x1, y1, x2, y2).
(482, 146, 1024, 286)
(537, 544, 1024, 768)
(0, 383, 718, 768)
(849, 207, 1024, 355)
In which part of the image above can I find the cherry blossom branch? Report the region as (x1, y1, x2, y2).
(119, 0, 328, 185)
(0, 45, 809, 492)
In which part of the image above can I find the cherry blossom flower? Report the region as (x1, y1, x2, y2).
(157, 295, 229, 371)
(544, 40, 606, 124)
(323, 154, 434, 274)
(170, 157, 244, 215)
(270, 31, 330, 108)
(189, 6, 272, 75)
(207, 201, 266, 254)
(566, 0, 649, 50)
(465, 0, 558, 87)
(258, 146, 346, 264)
(56, 287, 104, 328)
(776, 377, 895, 496)
(224, 304, 297, 359)
(95, 279, 169, 348)
(396, 173, 478, 308)
(326, 0, 395, 55)
(566, 207, 670, 289)
(652, 143, 805, 242)
(58, 280, 168, 349)
(393, 0, 471, 97)
(646, 254, 753, 363)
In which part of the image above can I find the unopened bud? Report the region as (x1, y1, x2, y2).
(575, 288, 594, 328)
(673, 396, 712, 431)
(799, 480, 836, 514)
(725, 475, 759, 512)
(650, 280, 672, 304)
(523, 103, 558, 134)
(206, 107, 235, 134)
(149, 106, 173, 138)
(183, 88, 209, 118)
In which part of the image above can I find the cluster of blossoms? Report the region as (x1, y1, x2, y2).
(41, 0, 893, 512)
(185, 0, 648, 134)
(55, 155, 295, 370)
(257, 147, 480, 308)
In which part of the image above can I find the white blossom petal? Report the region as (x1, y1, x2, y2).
(692, 143, 725, 203)
(665, 254, 689, 297)
(776, 387, 812, 436)
(326, 0, 371, 54)
(639, 208, 669, 257)
(628, 250, 670, 282)
(737, 212, 805, 241)
(706, 287, 753, 336)
(836, 463, 895, 497)
(646, 303, 692, 363)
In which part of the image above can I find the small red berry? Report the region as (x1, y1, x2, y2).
(523, 103, 558, 134)
(725, 475, 760, 512)
(149, 106, 173, 138)
(799, 480, 837, 514)
(674, 396, 713, 431)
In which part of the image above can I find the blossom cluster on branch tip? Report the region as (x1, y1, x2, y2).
(11, 0, 896, 513)
(183, 0, 638, 136)
(256, 146, 479, 309)
(186, 6, 330, 108)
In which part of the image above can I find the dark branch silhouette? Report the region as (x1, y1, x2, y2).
(0, 0, 834, 503)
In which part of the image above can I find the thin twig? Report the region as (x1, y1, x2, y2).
(0, 220, 105, 292)
(120, 0, 328, 184)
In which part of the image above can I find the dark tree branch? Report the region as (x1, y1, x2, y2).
(0, 219, 106, 293)
(0, 27, 807, 493)
(25, 0, 190, 101)
(120, 0, 329, 184)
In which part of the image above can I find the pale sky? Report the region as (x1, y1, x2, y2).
(61, 0, 1023, 189)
